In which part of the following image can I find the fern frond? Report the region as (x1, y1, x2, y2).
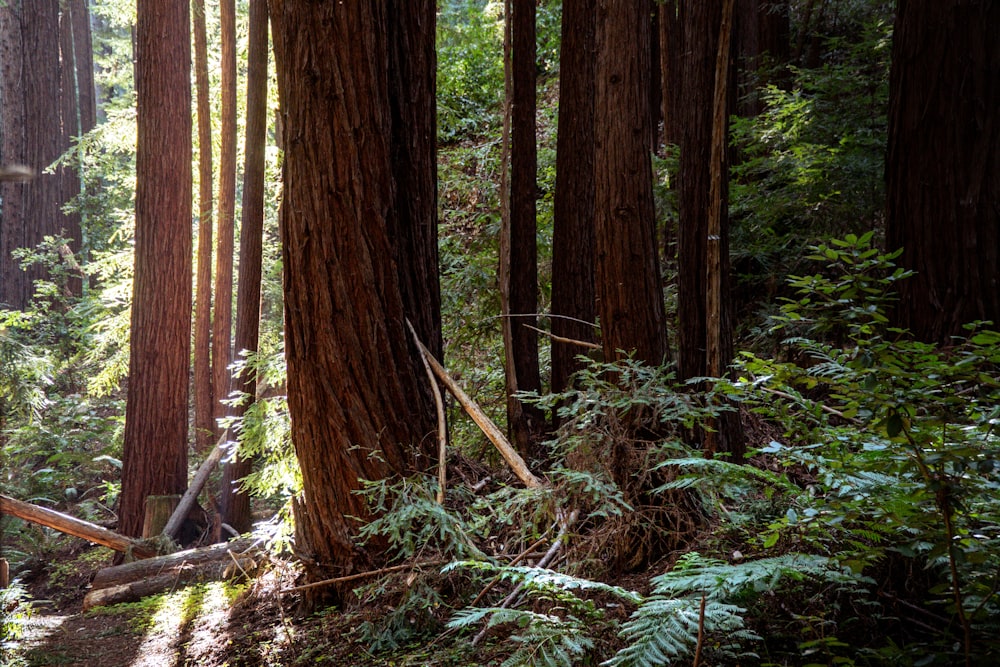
(444, 561, 643, 604)
(603, 598, 748, 667)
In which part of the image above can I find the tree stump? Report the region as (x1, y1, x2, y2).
(142, 495, 180, 538)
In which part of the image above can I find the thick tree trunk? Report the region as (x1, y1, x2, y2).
(885, 0, 1000, 343)
(192, 0, 215, 453)
(594, 0, 668, 367)
(119, 0, 192, 539)
(270, 0, 437, 599)
(551, 0, 597, 396)
(220, 0, 270, 535)
(212, 0, 237, 437)
(500, 0, 542, 455)
(387, 0, 442, 364)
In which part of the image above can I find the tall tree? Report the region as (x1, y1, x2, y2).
(550, 0, 597, 396)
(0, 0, 68, 309)
(594, 0, 667, 366)
(676, 0, 743, 459)
(192, 0, 215, 453)
(212, 0, 237, 435)
(220, 0, 269, 535)
(499, 0, 542, 455)
(119, 0, 192, 538)
(885, 0, 1000, 343)
(270, 0, 438, 596)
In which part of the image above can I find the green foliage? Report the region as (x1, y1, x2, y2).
(0, 580, 33, 667)
(726, 234, 1000, 662)
(449, 607, 594, 667)
(437, 1, 505, 141)
(729, 17, 891, 332)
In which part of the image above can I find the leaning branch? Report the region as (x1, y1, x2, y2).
(409, 333, 543, 489)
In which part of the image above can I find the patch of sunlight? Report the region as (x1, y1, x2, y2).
(128, 587, 189, 667)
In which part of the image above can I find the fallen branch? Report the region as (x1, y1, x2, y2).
(162, 429, 230, 540)
(0, 494, 156, 559)
(283, 559, 448, 593)
(472, 510, 578, 647)
(407, 319, 449, 504)
(409, 334, 542, 489)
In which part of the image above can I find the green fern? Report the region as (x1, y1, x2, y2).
(603, 598, 750, 667)
(448, 607, 594, 667)
(445, 561, 642, 605)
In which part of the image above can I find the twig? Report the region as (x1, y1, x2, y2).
(283, 560, 448, 593)
(472, 510, 578, 647)
(522, 324, 601, 350)
(760, 386, 862, 424)
(468, 525, 556, 608)
(409, 332, 543, 489)
(692, 593, 707, 667)
(407, 319, 449, 504)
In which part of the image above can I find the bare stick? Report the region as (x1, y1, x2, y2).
(163, 429, 230, 539)
(759, 387, 861, 424)
(472, 510, 578, 647)
(693, 593, 707, 667)
(522, 324, 601, 350)
(283, 560, 448, 593)
(407, 320, 449, 504)
(410, 333, 543, 489)
(469, 524, 556, 608)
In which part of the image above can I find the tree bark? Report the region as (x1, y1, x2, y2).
(192, 0, 215, 453)
(0, 0, 68, 309)
(500, 0, 542, 455)
(220, 0, 270, 535)
(676, 0, 744, 460)
(885, 0, 1000, 343)
(119, 0, 192, 539)
(594, 0, 668, 367)
(90, 537, 257, 590)
(551, 0, 597, 397)
(270, 0, 437, 600)
(212, 0, 238, 437)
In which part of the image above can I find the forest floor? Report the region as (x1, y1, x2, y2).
(11, 542, 487, 667)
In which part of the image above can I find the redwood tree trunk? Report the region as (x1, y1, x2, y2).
(500, 0, 542, 455)
(551, 0, 597, 395)
(192, 0, 215, 453)
(885, 0, 1000, 343)
(119, 0, 192, 539)
(220, 0, 270, 535)
(270, 0, 437, 595)
(387, 0, 441, 365)
(212, 0, 237, 434)
(0, 0, 67, 309)
(594, 0, 667, 366)
(676, 0, 744, 459)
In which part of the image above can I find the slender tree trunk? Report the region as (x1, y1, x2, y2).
(885, 0, 1000, 343)
(119, 0, 192, 539)
(594, 0, 667, 367)
(499, 0, 542, 456)
(220, 0, 269, 535)
(659, 0, 681, 146)
(676, 0, 744, 460)
(212, 0, 237, 434)
(270, 0, 437, 601)
(192, 0, 215, 453)
(551, 0, 596, 396)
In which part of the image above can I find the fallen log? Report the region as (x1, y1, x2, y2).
(0, 494, 157, 559)
(83, 553, 258, 610)
(90, 537, 258, 590)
